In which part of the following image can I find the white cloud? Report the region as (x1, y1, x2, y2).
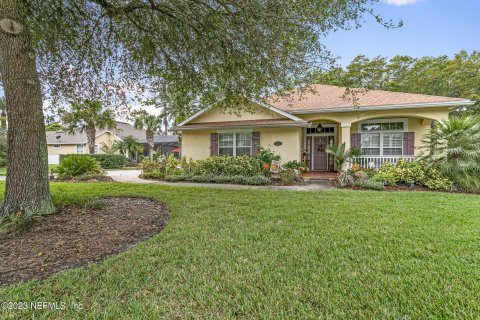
(383, 0, 421, 6)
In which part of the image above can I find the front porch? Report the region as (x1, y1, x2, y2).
(302, 117, 425, 171)
(351, 156, 416, 169)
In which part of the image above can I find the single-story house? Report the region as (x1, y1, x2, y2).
(172, 85, 474, 171)
(46, 121, 179, 164)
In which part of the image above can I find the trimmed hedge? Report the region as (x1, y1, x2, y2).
(60, 154, 127, 169)
(164, 174, 271, 185)
(90, 154, 127, 169)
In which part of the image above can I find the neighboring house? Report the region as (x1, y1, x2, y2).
(46, 121, 178, 164)
(172, 85, 474, 171)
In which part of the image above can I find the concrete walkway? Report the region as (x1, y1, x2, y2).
(106, 170, 334, 191)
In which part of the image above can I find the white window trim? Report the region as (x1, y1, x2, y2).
(218, 132, 252, 157)
(359, 118, 407, 157)
(359, 118, 408, 132)
(94, 144, 99, 154)
(76, 144, 85, 154)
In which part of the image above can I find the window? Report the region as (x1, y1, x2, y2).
(53, 144, 61, 149)
(383, 133, 403, 156)
(361, 133, 381, 155)
(94, 144, 99, 154)
(306, 125, 335, 135)
(219, 132, 252, 156)
(360, 119, 406, 156)
(76, 144, 84, 154)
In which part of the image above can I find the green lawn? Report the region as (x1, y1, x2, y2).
(1, 183, 479, 319)
(0, 164, 59, 175)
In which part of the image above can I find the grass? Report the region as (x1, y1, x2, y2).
(0, 183, 479, 319)
(0, 164, 59, 176)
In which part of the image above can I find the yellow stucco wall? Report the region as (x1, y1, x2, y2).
(47, 132, 122, 155)
(181, 131, 213, 160)
(181, 128, 302, 163)
(191, 103, 286, 123)
(180, 105, 451, 161)
(47, 144, 77, 155)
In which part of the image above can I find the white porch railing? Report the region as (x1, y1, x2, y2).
(351, 156, 416, 169)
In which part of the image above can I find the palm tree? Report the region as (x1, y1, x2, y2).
(326, 142, 351, 171)
(420, 115, 480, 191)
(0, 96, 7, 129)
(112, 135, 143, 162)
(133, 111, 163, 160)
(61, 100, 116, 154)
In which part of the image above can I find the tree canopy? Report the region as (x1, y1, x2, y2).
(314, 51, 480, 114)
(27, 0, 395, 111)
(0, 0, 391, 217)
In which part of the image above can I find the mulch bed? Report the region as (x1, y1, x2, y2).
(0, 197, 169, 285)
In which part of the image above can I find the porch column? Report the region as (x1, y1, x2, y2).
(340, 122, 351, 150)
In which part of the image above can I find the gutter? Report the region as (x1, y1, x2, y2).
(171, 122, 309, 132)
(287, 100, 475, 115)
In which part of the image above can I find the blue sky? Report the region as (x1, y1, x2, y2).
(323, 0, 480, 66)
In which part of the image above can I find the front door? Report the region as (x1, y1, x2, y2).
(313, 136, 328, 171)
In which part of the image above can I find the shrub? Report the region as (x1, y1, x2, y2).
(272, 168, 299, 185)
(421, 115, 480, 192)
(422, 168, 451, 191)
(90, 154, 127, 169)
(254, 147, 281, 174)
(139, 170, 165, 180)
(165, 153, 182, 175)
(353, 180, 385, 191)
(57, 155, 102, 178)
(83, 197, 107, 211)
(192, 155, 260, 176)
(377, 160, 451, 190)
(141, 159, 166, 172)
(372, 172, 397, 186)
(282, 160, 306, 171)
(165, 174, 271, 185)
(353, 170, 369, 181)
(0, 158, 6, 167)
(337, 170, 354, 187)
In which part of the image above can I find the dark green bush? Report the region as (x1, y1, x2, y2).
(0, 158, 6, 167)
(57, 155, 102, 178)
(282, 160, 306, 170)
(90, 154, 127, 169)
(192, 156, 260, 176)
(139, 170, 165, 180)
(60, 154, 127, 169)
(164, 174, 271, 185)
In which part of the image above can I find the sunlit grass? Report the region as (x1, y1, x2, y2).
(1, 182, 479, 319)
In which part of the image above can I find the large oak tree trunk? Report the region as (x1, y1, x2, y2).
(0, 0, 55, 218)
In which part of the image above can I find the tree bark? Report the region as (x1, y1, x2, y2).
(86, 123, 96, 154)
(0, 0, 55, 218)
(146, 131, 154, 160)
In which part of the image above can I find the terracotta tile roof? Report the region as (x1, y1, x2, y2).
(268, 84, 470, 112)
(176, 118, 307, 129)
